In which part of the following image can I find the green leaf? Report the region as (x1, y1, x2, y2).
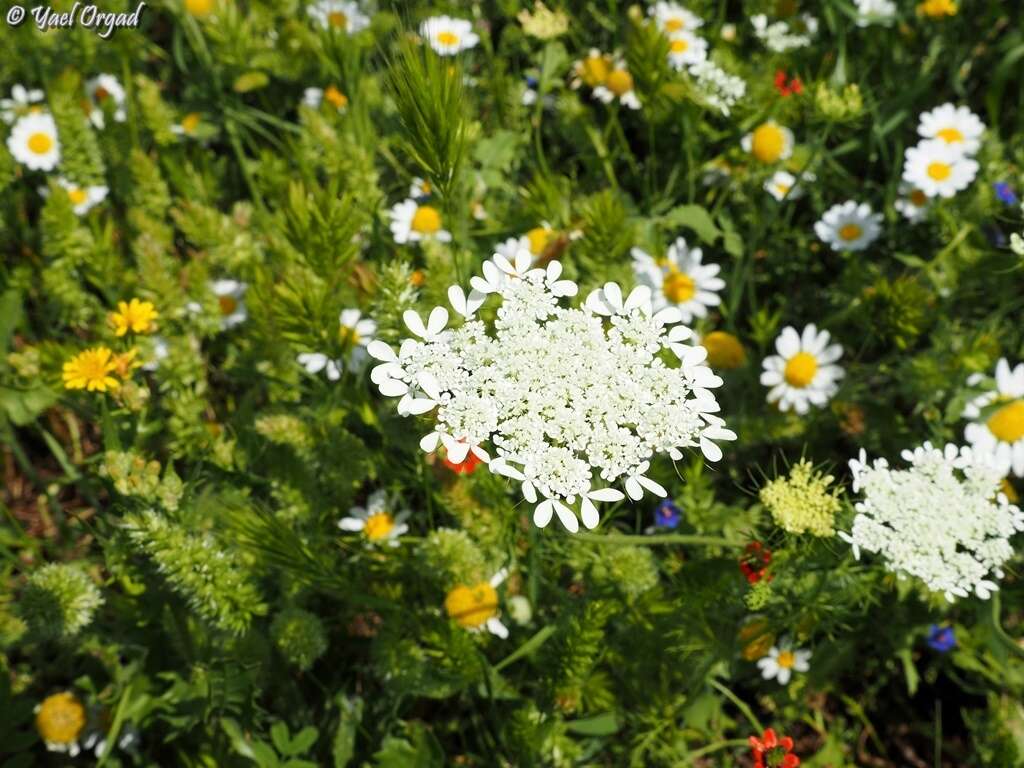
(290, 726, 318, 755)
(271, 721, 291, 755)
(234, 72, 270, 93)
(0, 386, 57, 427)
(565, 712, 620, 736)
(897, 647, 919, 696)
(0, 290, 22, 358)
(373, 723, 444, 768)
(661, 204, 722, 245)
(332, 696, 363, 768)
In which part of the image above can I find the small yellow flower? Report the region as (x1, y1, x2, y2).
(112, 348, 141, 379)
(445, 582, 499, 629)
(702, 331, 747, 370)
(324, 86, 348, 110)
(185, 0, 215, 16)
(917, 0, 957, 17)
(36, 692, 86, 748)
(62, 347, 120, 392)
(109, 298, 158, 337)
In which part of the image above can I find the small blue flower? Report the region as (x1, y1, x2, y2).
(653, 499, 681, 529)
(994, 182, 1018, 206)
(525, 74, 539, 89)
(926, 624, 956, 653)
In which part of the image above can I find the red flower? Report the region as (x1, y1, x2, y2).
(749, 728, 800, 768)
(739, 541, 773, 584)
(442, 450, 483, 475)
(773, 70, 804, 97)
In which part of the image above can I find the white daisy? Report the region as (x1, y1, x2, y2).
(902, 139, 979, 199)
(211, 279, 248, 328)
(388, 198, 452, 244)
(420, 16, 479, 56)
(409, 177, 434, 199)
(631, 237, 724, 321)
(854, 0, 896, 26)
(667, 31, 708, 70)
(761, 324, 844, 414)
(1, 84, 45, 124)
(917, 103, 985, 155)
(592, 60, 641, 110)
(444, 569, 509, 639)
(814, 200, 882, 252)
(85, 74, 127, 128)
(338, 490, 410, 547)
(56, 177, 108, 215)
(756, 644, 811, 685)
(7, 112, 60, 171)
(894, 183, 931, 223)
(964, 358, 1024, 477)
(297, 353, 341, 380)
(338, 308, 376, 368)
(495, 224, 556, 262)
(763, 169, 813, 201)
(741, 121, 794, 165)
(307, 0, 370, 33)
(650, 1, 703, 32)
(302, 87, 324, 108)
(170, 112, 204, 138)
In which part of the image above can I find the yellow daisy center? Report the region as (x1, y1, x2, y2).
(662, 269, 696, 304)
(410, 269, 426, 287)
(750, 123, 786, 164)
(324, 86, 348, 109)
(909, 189, 927, 206)
(36, 692, 86, 745)
(703, 331, 746, 370)
(606, 69, 634, 96)
(444, 582, 498, 629)
(328, 10, 348, 28)
(411, 205, 442, 234)
(67, 187, 88, 205)
(665, 18, 685, 31)
(527, 226, 553, 256)
(185, 0, 215, 15)
(363, 512, 395, 541)
(670, 37, 689, 53)
(580, 56, 610, 86)
(219, 295, 238, 316)
(777, 650, 796, 669)
(1002, 478, 1019, 504)
(988, 400, 1024, 444)
(838, 223, 862, 242)
(936, 126, 964, 144)
(437, 30, 460, 46)
(28, 132, 53, 155)
(339, 324, 361, 346)
(784, 351, 818, 388)
(775, 183, 791, 196)
(94, 86, 110, 102)
(927, 161, 952, 181)
(181, 112, 201, 134)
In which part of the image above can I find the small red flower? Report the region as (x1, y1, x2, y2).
(442, 450, 483, 475)
(773, 70, 804, 97)
(749, 728, 800, 768)
(739, 541, 773, 584)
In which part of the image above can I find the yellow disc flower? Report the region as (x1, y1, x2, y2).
(109, 298, 158, 336)
(36, 692, 86, 752)
(62, 347, 120, 392)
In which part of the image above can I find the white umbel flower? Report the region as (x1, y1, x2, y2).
(902, 139, 979, 198)
(840, 443, 1024, 601)
(368, 254, 735, 533)
(814, 200, 882, 252)
(420, 16, 479, 56)
(750, 13, 817, 52)
(687, 60, 746, 116)
(757, 644, 811, 685)
(85, 74, 127, 128)
(963, 358, 1024, 477)
(631, 237, 724, 322)
(650, 1, 703, 32)
(760, 324, 843, 414)
(917, 103, 985, 155)
(388, 198, 452, 244)
(7, 112, 60, 171)
(854, 0, 896, 26)
(308, 0, 370, 33)
(339, 490, 410, 547)
(1, 84, 45, 124)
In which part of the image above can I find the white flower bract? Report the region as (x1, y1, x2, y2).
(840, 443, 1024, 602)
(368, 250, 735, 532)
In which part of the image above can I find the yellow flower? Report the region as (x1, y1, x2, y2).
(324, 86, 349, 110)
(62, 347, 120, 392)
(112, 348, 141, 379)
(36, 692, 86, 748)
(702, 331, 747, 370)
(917, 0, 957, 17)
(445, 581, 499, 629)
(759, 460, 841, 537)
(185, 0, 215, 16)
(109, 298, 158, 336)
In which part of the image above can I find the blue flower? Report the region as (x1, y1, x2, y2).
(653, 499, 681, 529)
(926, 624, 956, 653)
(994, 182, 1018, 206)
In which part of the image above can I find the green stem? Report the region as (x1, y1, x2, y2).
(709, 679, 764, 733)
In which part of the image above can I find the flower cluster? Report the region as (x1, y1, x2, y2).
(368, 249, 735, 532)
(841, 443, 1024, 601)
(759, 460, 841, 537)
